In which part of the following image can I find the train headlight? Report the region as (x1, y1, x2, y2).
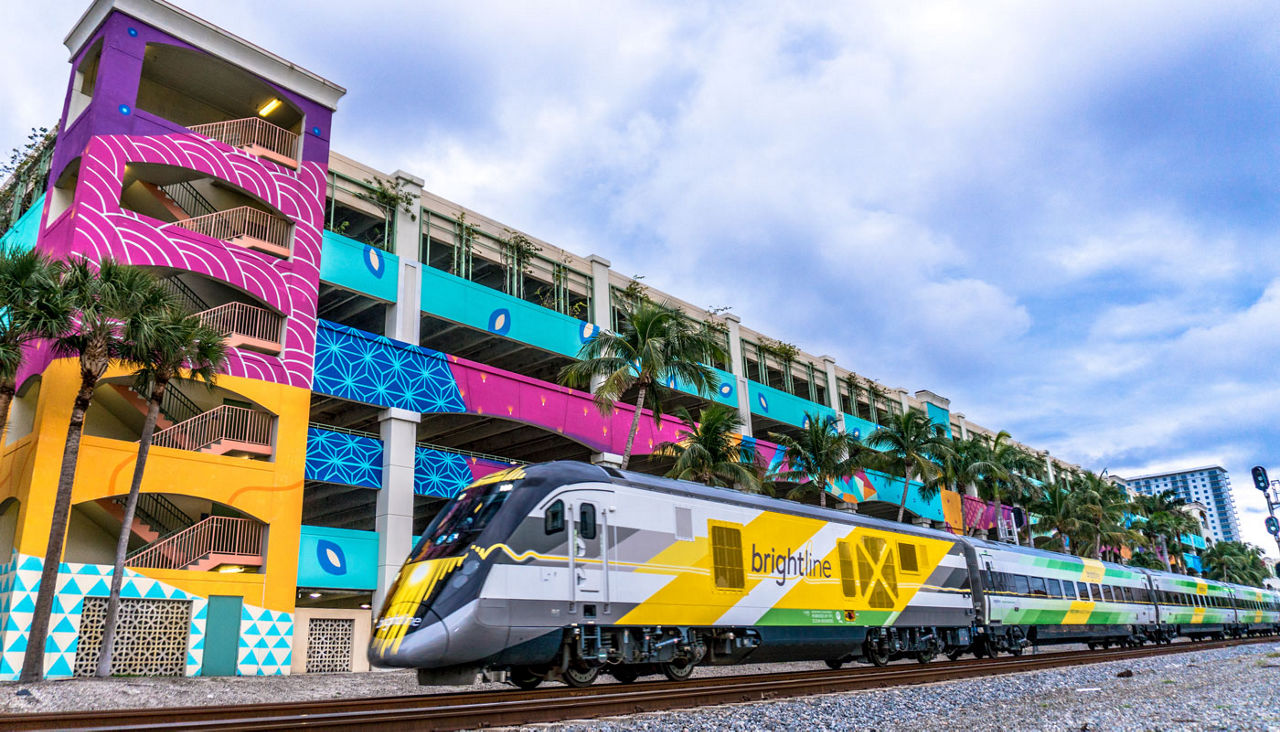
(449, 558, 482, 589)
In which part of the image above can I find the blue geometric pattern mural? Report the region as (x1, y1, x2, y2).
(305, 427, 383, 490)
(313, 320, 465, 413)
(414, 446, 475, 498)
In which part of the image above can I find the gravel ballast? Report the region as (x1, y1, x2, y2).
(554, 641, 1280, 731)
(1, 640, 1277, 730)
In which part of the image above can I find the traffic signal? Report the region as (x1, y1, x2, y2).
(1253, 465, 1270, 492)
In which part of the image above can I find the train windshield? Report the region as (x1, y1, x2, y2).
(409, 467, 525, 561)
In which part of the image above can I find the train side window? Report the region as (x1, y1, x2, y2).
(578, 504, 597, 540)
(1029, 577, 1047, 597)
(1047, 579, 1062, 598)
(898, 543, 920, 574)
(709, 523, 745, 591)
(674, 506, 694, 541)
(1101, 585, 1113, 602)
(1090, 583, 1102, 601)
(1123, 587, 1134, 603)
(544, 500, 565, 534)
(1013, 575, 1030, 596)
(837, 540, 858, 598)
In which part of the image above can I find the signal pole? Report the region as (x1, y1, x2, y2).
(1252, 466, 1280, 559)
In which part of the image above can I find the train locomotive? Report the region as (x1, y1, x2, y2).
(370, 461, 1280, 688)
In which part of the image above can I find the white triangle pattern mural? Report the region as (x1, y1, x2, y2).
(0, 552, 292, 679)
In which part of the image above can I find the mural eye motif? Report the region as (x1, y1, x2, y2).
(718, 382, 733, 397)
(363, 245, 384, 277)
(316, 539, 348, 576)
(758, 394, 769, 412)
(488, 308, 511, 335)
(580, 322, 598, 343)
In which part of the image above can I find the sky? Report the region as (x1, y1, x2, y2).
(4, 1, 1280, 557)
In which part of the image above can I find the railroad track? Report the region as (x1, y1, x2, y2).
(3, 636, 1276, 731)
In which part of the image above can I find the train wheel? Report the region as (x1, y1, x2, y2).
(661, 657, 698, 682)
(561, 664, 600, 688)
(510, 667, 543, 690)
(946, 648, 966, 661)
(611, 665, 640, 684)
(864, 639, 891, 667)
(825, 659, 844, 670)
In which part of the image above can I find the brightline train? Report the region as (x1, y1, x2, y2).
(370, 462, 1280, 688)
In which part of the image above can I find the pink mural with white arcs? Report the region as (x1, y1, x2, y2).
(44, 132, 325, 388)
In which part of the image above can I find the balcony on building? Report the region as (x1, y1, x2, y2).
(86, 377, 277, 461)
(135, 43, 304, 169)
(121, 162, 293, 258)
(70, 494, 266, 573)
(154, 269, 286, 356)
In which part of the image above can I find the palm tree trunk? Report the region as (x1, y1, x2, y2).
(620, 382, 647, 470)
(97, 381, 166, 677)
(21, 377, 94, 682)
(1160, 536, 1172, 572)
(818, 474, 827, 508)
(896, 468, 912, 523)
(0, 378, 15, 445)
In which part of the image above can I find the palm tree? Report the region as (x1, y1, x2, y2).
(979, 431, 1037, 545)
(0, 248, 69, 440)
(865, 410, 954, 523)
(653, 403, 763, 492)
(21, 258, 170, 683)
(96, 305, 226, 677)
(1027, 479, 1079, 553)
(1133, 489, 1191, 572)
(1069, 472, 1135, 560)
(1202, 541, 1268, 586)
(559, 299, 725, 470)
(768, 413, 866, 509)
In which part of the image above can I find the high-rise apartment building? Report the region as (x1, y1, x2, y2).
(1122, 466, 1241, 543)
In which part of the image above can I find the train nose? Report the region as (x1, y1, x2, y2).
(370, 609, 449, 668)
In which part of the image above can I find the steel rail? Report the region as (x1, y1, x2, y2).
(2, 636, 1275, 731)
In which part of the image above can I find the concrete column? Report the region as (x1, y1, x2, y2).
(953, 413, 969, 440)
(1044, 450, 1055, 483)
(385, 260, 421, 343)
(820, 356, 845, 431)
(390, 170, 424, 262)
(584, 255, 619, 467)
(724, 314, 752, 437)
(586, 254, 611, 329)
(896, 388, 911, 416)
(373, 407, 421, 615)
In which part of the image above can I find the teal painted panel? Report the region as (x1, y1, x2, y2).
(747, 380, 835, 428)
(203, 595, 242, 677)
(420, 265, 596, 358)
(0, 194, 44, 253)
(843, 413, 878, 441)
(925, 402, 952, 438)
(863, 469, 945, 522)
(320, 230, 399, 302)
(1182, 533, 1207, 550)
(663, 366, 738, 408)
(297, 525, 379, 590)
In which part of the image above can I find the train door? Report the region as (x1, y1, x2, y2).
(565, 489, 614, 610)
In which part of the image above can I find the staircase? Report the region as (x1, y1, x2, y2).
(151, 405, 274, 457)
(159, 277, 284, 354)
(101, 493, 195, 544)
(126, 515, 265, 571)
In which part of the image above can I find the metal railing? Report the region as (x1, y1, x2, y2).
(125, 515, 264, 570)
(171, 206, 292, 255)
(159, 180, 215, 219)
(152, 405, 274, 453)
(198, 301, 282, 345)
(130, 379, 202, 426)
(113, 492, 193, 539)
(159, 276, 210, 314)
(189, 117, 299, 162)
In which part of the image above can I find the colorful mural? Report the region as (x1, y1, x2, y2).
(28, 132, 325, 390)
(306, 427, 383, 490)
